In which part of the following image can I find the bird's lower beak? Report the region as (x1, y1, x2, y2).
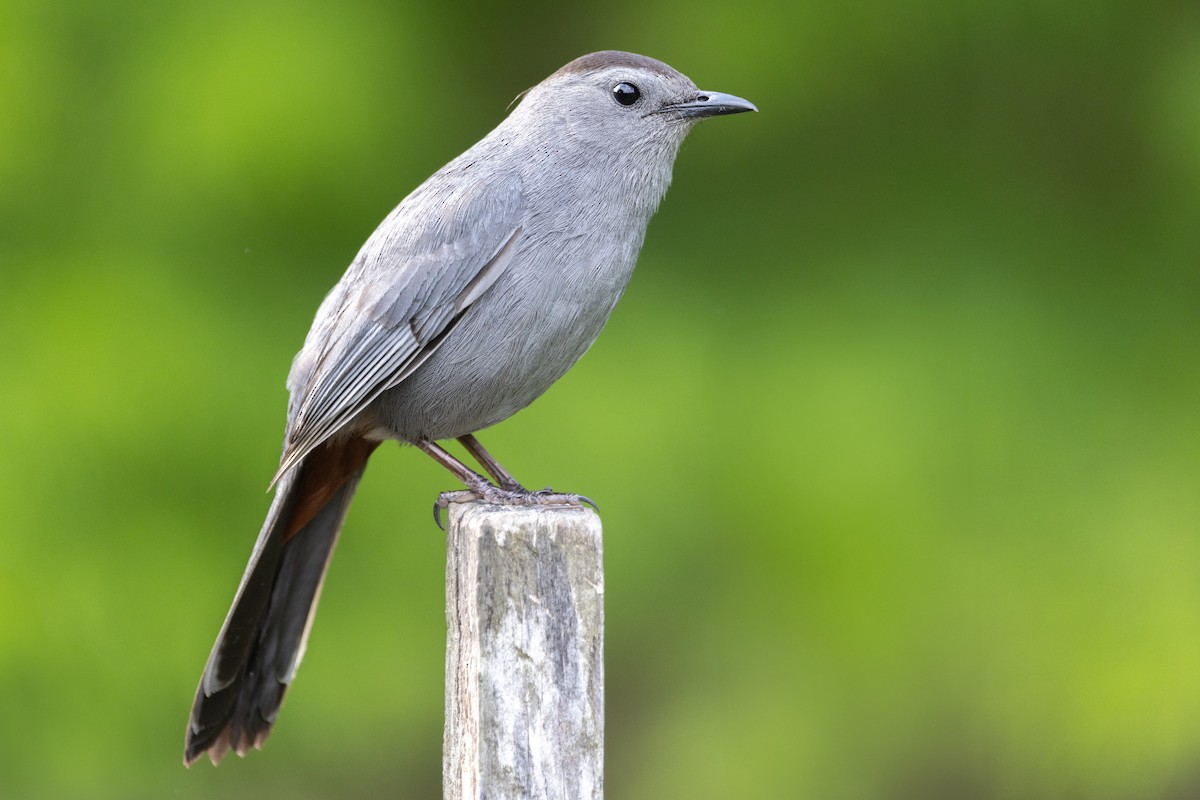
(662, 90, 758, 119)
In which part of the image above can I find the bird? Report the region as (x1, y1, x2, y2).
(184, 50, 755, 766)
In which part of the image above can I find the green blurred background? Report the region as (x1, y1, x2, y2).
(3, 0, 1199, 797)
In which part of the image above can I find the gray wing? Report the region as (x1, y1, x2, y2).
(273, 171, 525, 480)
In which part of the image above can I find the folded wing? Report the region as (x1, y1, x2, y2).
(274, 172, 525, 481)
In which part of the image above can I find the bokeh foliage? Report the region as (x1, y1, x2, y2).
(2, 0, 1198, 797)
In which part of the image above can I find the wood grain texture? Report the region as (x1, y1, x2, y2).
(444, 502, 604, 800)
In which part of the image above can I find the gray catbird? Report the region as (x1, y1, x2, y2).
(184, 50, 755, 765)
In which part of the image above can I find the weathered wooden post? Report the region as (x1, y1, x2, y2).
(443, 500, 604, 800)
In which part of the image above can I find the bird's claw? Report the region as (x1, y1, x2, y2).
(432, 486, 598, 529)
(531, 486, 599, 512)
(433, 490, 479, 530)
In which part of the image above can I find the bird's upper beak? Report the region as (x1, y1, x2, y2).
(660, 90, 758, 119)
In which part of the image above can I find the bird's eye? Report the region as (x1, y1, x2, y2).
(611, 82, 641, 107)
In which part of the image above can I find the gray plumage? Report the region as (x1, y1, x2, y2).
(185, 50, 755, 766)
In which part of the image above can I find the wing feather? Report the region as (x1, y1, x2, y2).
(272, 171, 525, 481)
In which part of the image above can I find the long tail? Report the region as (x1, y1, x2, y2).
(184, 436, 378, 766)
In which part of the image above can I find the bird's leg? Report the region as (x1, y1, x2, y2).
(456, 434, 525, 492)
(416, 439, 500, 528)
(455, 435, 596, 511)
(416, 438, 598, 528)
(416, 439, 494, 493)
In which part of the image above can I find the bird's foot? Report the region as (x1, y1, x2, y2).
(433, 483, 598, 529)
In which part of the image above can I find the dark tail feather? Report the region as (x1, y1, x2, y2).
(184, 437, 378, 766)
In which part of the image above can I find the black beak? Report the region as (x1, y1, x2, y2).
(660, 90, 758, 119)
